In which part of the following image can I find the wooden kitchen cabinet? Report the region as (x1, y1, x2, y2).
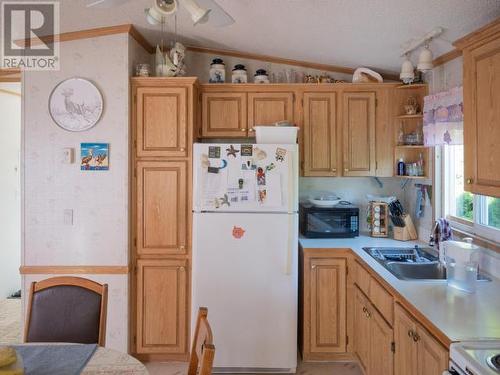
(201, 92, 247, 137)
(136, 160, 188, 256)
(457, 20, 500, 197)
(354, 287, 394, 375)
(300, 250, 347, 360)
(247, 92, 294, 130)
(135, 86, 188, 158)
(136, 259, 188, 355)
(131, 78, 196, 360)
(394, 304, 448, 375)
(303, 92, 339, 176)
(342, 91, 376, 176)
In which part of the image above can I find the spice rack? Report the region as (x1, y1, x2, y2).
(393, 84, 431, 179)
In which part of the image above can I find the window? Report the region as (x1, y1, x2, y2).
(443, 145, 500, 242)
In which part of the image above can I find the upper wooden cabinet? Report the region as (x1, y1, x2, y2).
(247, 92, 294, 130)
(136, 259, 188, 355)
(303, 92, 339, 176)
(136, 160, 188, 256)
(135, 86, 188, 158)
(342, 91, 376, 176)
(394, 304, 448, 375)
(202, 92, 247, 137)
(458, 19, 500, 197)
(300, 249, 347, 360)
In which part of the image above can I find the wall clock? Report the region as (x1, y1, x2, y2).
(49, 77, 103, 132)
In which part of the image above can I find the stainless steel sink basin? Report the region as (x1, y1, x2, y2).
(362, 246, 492, 282)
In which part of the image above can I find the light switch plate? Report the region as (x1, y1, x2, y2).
(62, 148, 74, 164)
(63, 209, 73, 225)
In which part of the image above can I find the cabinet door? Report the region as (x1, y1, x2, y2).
(308, 257, 347, 354)
(342, 92, 376, 176)
(394, 304, 418, 375)
(136, 259, 188, 354)
(202, 92, 247, 137)
(136, 161, 188, 255)
(247, 92, 294, 131)
(303, 92, 338, 176)
(416, 327, 448, 375)
(464, 37, 500, 197)
(374, 88, 394, 177)
(354, 287, 371, 372)
(136, 86, 188, 157)
(369, 307, 394, 375)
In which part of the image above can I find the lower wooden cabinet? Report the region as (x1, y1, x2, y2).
(136, 259, 189, 355)
(394, 304, 448, 375)
(354, 287, 394, 375)
(300, 249, 347, 360)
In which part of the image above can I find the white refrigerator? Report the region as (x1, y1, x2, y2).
(192, 143, 298, 373)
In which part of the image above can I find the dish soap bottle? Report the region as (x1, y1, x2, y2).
(397, 158, 406, 176)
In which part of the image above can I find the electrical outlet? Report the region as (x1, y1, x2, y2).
(62, 148, 74, 164)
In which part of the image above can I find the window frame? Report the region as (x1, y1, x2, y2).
(441, 145, 500, 243)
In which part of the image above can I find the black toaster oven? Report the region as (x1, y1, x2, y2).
(299, 203, 359, 238)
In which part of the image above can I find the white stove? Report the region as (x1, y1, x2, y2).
(446, 341, 500, 375)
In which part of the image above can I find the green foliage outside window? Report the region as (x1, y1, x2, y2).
(456, 192, 473, 220)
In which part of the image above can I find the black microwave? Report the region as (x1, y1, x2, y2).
(299, 203, 359, 238)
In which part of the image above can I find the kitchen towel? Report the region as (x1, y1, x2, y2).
(13, 343, 97, 375)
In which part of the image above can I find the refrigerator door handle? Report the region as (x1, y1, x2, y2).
(285, 215, 294, 275)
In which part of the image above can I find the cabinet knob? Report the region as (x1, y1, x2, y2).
(412, 333, 420, 342)
(331, 168, 337, 172)
(249, 128, 255, 133)
(180, 245, 185, 250)
(241, 128, 247, 132)
(180, 148, 185, 152)
(179, 266, 185, 271)
(311, 265, 316, 269)
(344, 168, 349, 172)
(408, 329, 414, 338)
(466, 178, 473, 184)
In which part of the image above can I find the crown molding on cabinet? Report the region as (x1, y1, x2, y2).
(453, 17, 500, 50)
(432, 48, 462, 67)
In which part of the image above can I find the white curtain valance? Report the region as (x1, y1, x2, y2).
(423, 86, 463, 146)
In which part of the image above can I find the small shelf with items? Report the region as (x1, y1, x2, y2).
(393, 83, 430, 178)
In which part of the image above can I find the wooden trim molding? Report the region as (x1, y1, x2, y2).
(186, 45, 400, 81)
(432, 48, 462, 67)
(0, 88, 21, 96)
(0, 68, 21, 82)
(15, 24, 153, 53)
(19, 265, 129, 275)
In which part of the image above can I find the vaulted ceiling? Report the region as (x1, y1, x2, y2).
(55, 0, 500, 72)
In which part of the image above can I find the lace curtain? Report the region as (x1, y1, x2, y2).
(423, 86, 464, 146)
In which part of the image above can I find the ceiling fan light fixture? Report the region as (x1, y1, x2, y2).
(145, 0, 177, 24)
(182, 0, 211, 25)
(417, 44, 433, 72)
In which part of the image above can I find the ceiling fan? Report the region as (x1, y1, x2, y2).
(86, 0, 235, 27)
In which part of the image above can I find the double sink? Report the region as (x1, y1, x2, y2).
(363, 246, 491, 281)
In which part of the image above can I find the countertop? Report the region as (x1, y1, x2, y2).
(299, 235, 500, 343)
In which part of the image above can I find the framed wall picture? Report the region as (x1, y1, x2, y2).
(49, 78, 103, 132)
(80, 143, 109, 171)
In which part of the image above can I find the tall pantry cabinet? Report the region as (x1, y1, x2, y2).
(131, 77, 198, 360)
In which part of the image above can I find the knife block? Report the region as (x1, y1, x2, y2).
(393, 214, 418, 241)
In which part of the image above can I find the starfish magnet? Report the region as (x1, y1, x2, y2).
(226, 145, 240, 158)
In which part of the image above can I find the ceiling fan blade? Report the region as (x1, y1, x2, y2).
(86, 0, 131, 8)
(194, 0, 235, 27)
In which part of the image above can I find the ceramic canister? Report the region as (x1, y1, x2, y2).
(254, 68, 270, 84)
(209, 58, 226, 83)
(232, 64, 247, 83)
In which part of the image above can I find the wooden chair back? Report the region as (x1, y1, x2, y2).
(24, 276, 108, 346)
(188, 307, 215, 375)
